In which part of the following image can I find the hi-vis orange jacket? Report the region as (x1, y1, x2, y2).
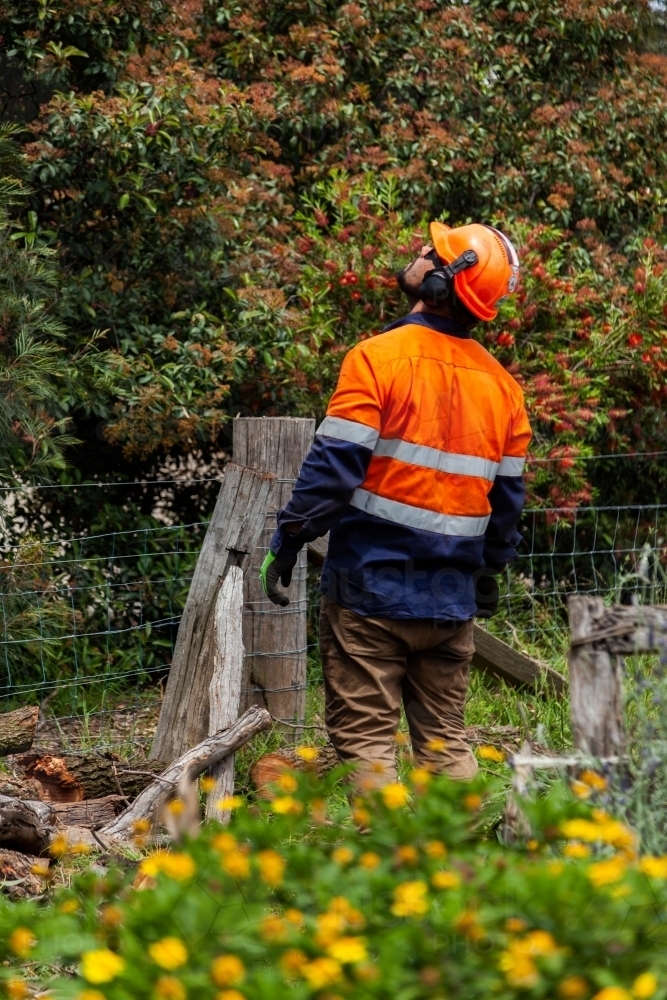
(271, 313, 532, 620)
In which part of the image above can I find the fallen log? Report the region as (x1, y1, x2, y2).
(16, 752, 165, 802)
(471, 624, 566, 696)
(0, 706, 39, 756)
(53, 795, 126, 830)
(102, 705, 272, 840)
(251, 744, 340, 797)
(0, 774, 44, 800)
(0, 848, 45, 899)
(0, 794, 56, 855)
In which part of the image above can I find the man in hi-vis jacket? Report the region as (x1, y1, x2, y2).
(260, 222, 532, 785)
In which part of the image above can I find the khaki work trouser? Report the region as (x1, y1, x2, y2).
(319, 596, 478, 786)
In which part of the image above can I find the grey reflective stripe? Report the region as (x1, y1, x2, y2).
(373, 438, 498, 481)
(350, 489, 490, 537)
(497, 456, 525, 476)
(316, 416, 379, 450)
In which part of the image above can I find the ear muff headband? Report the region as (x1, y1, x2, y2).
(419, 248, 479, 308)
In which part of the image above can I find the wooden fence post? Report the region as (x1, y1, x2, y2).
(150, 465, 275, 764)
(233, 417, 315, 734)
(568, 595, 625, 758)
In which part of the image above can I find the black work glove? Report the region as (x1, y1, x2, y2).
(259, 550, 298, 607)
(474, 570, 501, 619)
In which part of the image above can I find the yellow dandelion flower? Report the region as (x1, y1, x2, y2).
(410, 768, 432, 788)
(425, 738, 447, 752)
(222, 850, 250, 879)
(277, 771, 299, 793)
(520, 930, 559, 955)
(31, 860, 50, 878)
(564, 842, 591, 859)
(359, 851, 381, 870)
(149, 938, 188, 971)
(549, 861, 565, 876)
(330, 897, 364, 928)
(633, 974, 658, 999)
(588, 856, 627, 888)
(199, 775, 216, 793)
(132, 818, 151, 835)
(59, 899, 79, 914)
(593, 989, 632, 1000)
(285, 908, 303, 927)
(212, 832, 237, 853)
(315, 911, 346, 947)
(257, 849, 285, 887)
(580, 769, 607, 791)
(78, 991, 107, 1000)
(499, 950, 539, 988)
(81, 949, 126, 984)
(100, 905, 123, 928)
(571, 780, 592, 799)
(166, 798, 184, 816)
(478, 745, 506, 762)
(49, 833, 70, 857)
(560, 819, 602, 842)
(301, 957, 342, 989)
(381, 782, 410, 809)
(216, 796, 244, 811)
(455, 910, 485, 942)
(211, 955, 245, 987)
(425, 840, 447, 859)
(639, 856, 667, 879)
(596, 820, 636, 850)
(331, 846, 354, 866)
(271, 796, 302, 815)
(527, 839, 540, 851)
(72, 841, 92, 855)
(155, 976, 186, 1000)
(431, 870, 460, 889)
(139, 852, 195, 881)
(216, 992, 245, 1000)
(395, 845, 418, 865)
(327, 936, 368, 964)
(391, 880, 429, 917)
(6, 980, 28, 1000)
(280, 949, 308, 978)
(259, 915, 287, 942)
(559, 975, 589, 999)
(505, 917, 527, 933)
(295, 745, 318, 762)
(351, 806, 371, 826)
(463, 793, 483, 812)
(9, 928, 36, 958)
(395, 731, 408, 746)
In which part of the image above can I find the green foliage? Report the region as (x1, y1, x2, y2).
(0, 124, 116, 481)
(3, 771, 667, 1000)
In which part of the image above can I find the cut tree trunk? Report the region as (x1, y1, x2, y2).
(150, 464, 276, 764)
(0, 848, 45, 899)
(234, 418, 315, 735)
(205, 565, 245, 822)
(16, 752, 165, 802)
(0, 706, 38, 756)
(251, 744, 340, 797)
(0, 795, 56, 854)
(102, 705, 272, 840)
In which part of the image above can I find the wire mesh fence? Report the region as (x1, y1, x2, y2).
(1, 484, 666, 750)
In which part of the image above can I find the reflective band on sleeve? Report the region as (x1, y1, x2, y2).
(350, 489, 490, 537)
(497, 456, 525, 476)
(374, 438, 499, 481)
(316, 416, 380, 450)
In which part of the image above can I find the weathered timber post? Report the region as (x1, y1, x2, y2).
(150, 465, 275, 763)
(568, 597, 667, 761)
(234, 417, 315, 733)
(568, 595, 625, 758)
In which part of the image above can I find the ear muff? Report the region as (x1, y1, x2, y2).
(419, 249, 479, 308)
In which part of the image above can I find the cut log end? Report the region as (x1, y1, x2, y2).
(0, 706, 39, 756)
(250, 744, 340, 798)
(0, 848, 45, 899)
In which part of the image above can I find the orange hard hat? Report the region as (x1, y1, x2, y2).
(429, 222, 520, 321)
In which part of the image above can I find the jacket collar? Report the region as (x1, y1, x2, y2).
(382, 312, 471, 339)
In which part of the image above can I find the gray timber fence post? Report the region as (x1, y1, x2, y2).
(149, 465, 276, 764)
(233, 417, 315, 736)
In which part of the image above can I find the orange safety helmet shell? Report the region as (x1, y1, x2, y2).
(429, 221, 520, 321)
